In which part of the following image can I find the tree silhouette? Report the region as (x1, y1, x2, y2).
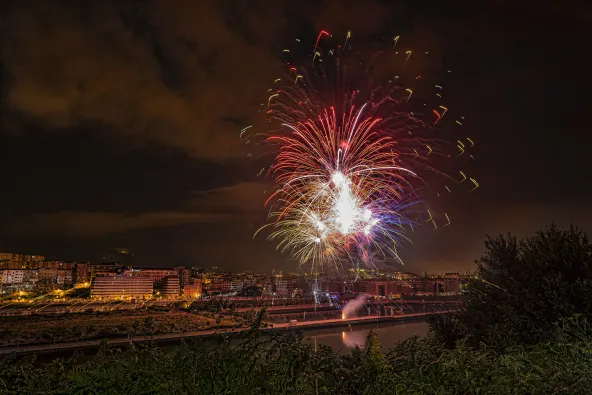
(430, 223, 592, 349)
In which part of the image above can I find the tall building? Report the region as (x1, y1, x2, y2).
(183, 284, 201, 298)
(161, 276, 180, 298)
(56, 268, 73, 287)
(89, 263, 126, 279)
(0, 253, 44, 269)
(91, 275, 153, 300)
(0, 269, 39, 292)
(183, 280, 202, 298)
(0, 253, 20, 267)
(131, 269, 177, 284)
(1, 269, 26, 284)
(75, 262, 90, 286)
(40, 261, 75, 270)
(174, 266, 192, 289)
(31, 261, 76, 292)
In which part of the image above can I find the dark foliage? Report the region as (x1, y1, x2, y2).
(1, 316, 591, 394)
(429, 223, 592, 350)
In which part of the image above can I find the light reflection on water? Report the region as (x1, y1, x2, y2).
(302, 320, 430, 351)
(32, 320, 430, 366)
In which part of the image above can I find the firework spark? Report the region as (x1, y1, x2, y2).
(248, 31, 477, 272)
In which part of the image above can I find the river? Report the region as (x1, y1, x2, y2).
(301, 319, 430, 351)
(25, 319, 430, 366)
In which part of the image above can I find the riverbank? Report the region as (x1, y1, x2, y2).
(0, 311, 451, 356)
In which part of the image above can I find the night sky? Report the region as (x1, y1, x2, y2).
(0, 0, 590, 272)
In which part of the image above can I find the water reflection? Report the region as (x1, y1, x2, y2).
(341, 329, 367, 348)
(303, 320, 429, 351)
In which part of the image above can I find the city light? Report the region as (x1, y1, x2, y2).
(0, 251, 467, 321)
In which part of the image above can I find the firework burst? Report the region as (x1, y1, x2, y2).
(248, 31, 477, 273)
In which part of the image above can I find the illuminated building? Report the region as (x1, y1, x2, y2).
(344, 280, 415, 297)
(274, 280, 289, 295)
(207, 280, 230, 293)
(229, 281, 247, 292)
(161, 276, 180, 298)
(75, 262, 90, 286)
(131, 269, 177, 283)
(35, 264, 74, 292)
(174, 266, 192, 289)
(0, 253, 20, 267)
(90, 263, 124, 278)
(183, 281, 202, 298)
(1, 269, 26, 284)
(273, 275, 297, 295)
(40, 261, 75, 270)
(0, 253, 45, 269)
(91, 275, 153, 300)
(0, 269, 38, 292)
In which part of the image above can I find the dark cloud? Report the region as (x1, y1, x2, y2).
(1, 0, 406, 161)
(1, 0, 286, 159)
(12, 210, 230, 236)
(304, 0, 403, 34)
(191, 181, 270, 217)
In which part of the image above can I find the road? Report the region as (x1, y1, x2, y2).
(266, 310, 454, 331)
(0, 297, 461, 317)
(0, 311, 454, 356)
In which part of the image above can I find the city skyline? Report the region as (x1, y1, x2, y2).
(0, 250, 470, 305)
(0, 1, 591, 272)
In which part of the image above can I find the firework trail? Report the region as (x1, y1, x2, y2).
(247, 31, 477, 273)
